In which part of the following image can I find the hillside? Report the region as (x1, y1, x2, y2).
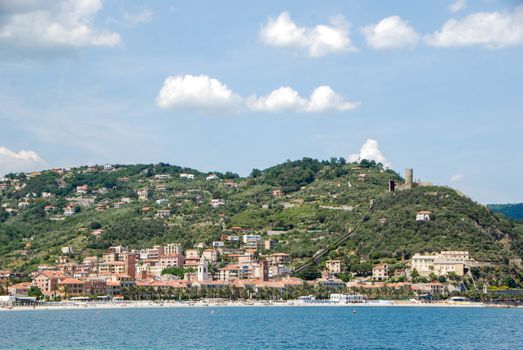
(1, 158, 522, 279)
(488, 203, 523, 221)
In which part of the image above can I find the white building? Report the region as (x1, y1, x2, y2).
(330, 294, 366, 304)
(163, 243, 182, 255)
(180, 173, 195, 180)
(155, 210, 171, 218)
(416, 211, 432, 222)
(61, 246, 74, 254)
(211, 199, 225, 207)
(243, 235, 261, 243)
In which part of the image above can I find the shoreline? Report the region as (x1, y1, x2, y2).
(1, 300, 520, 312)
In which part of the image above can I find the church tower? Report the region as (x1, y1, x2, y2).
(197, 256, 209, 281)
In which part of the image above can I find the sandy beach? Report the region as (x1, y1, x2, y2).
(2, 299, 518, 312)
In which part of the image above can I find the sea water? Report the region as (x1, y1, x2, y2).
(1, 306, 522, 349)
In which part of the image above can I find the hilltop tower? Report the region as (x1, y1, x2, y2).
(197, 256, 209, 281)
(405, 168, 413, 189)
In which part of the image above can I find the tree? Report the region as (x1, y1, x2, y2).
(295, 265, 321, 281)
(28, 286, 43, 299)
(250, 169, 262, 178)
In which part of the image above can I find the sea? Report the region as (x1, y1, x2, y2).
(1, 306, 522, 349)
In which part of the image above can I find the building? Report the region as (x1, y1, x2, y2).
(243, 235, 261, 243)
(272, 189, 284, 197)
(433, 259, 464, 276)
(264, 239, 276, 250)
(76, 185, 88, 194)
(33, 271, 62, 296)
(180, 173, 195, 179)
(411, 251, 467, 277)
(326, 260, 342, 275)
(64, 205, 76, 216)
(330, 293, 366, 304)
(411, 282, 445, 295)
(202, 249, 218, 263)
(372, 264, 388, 280)
(8, 282, 33, 296)
(212, 241, 224, 248)
(154, 174, 171, 180)
(61, 246, 74, 254)
(99, 250, 136, 279)
(59, 278, 86, 297)
(211, 199, 225, 207)
(440, 251, 470, 263)
(197, 256, 209, 282)
(137, 188, 149, 201)
(185, 249, 200, 260)
(163, 243, 182, 255)
(155, 210, 171, 219)
(158, 254, 185, 269)
(314, 278, 345, 289)
(416, 211, 432, 222)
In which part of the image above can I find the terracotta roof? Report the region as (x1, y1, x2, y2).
(60, 278, 85, 284)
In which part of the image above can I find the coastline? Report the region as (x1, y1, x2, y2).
(1, 300, 519, 312)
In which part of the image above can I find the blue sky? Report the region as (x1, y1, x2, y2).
(0, 0, 522, 204)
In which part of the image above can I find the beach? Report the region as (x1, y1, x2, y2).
(2, 299, 516, 312)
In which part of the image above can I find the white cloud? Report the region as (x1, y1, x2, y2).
(449, 0, 467, 13)
(0, 0, 122, 54)
(247, 85, 359, 113)
(123, 5, 154, 26)
(246, 87, 307, 112)
(304, 86, 360, 112)
(259, 11, 356, 57)
(362, 16, 420, 50)
(348, 139, 390, 167)
(156, 75, 243, 113)
(450, 173, 464, 182)
(157, 74, 360, 114)
(425, 5, 523, 48)
(0, 146, 44, 176)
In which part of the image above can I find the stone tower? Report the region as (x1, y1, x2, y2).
(405, 168, 413, 189)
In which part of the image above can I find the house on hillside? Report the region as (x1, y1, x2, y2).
(416, 211, 432, 222)
(372, 264, 388, 281)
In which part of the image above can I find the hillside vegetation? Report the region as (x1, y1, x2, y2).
(488, 203, 523, 221)
(1, 158, 522, 276)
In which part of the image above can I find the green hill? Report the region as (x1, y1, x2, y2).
(1, 158, 522, 279)
(488, 203, 523, 221)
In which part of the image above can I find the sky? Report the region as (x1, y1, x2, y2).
(0, 0, 522, 204)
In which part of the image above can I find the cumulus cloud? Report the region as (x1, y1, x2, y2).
(304, 86, 360, 112)
(247, 85, 360, 113)
(449, 0, 467, 13)
(450, 173, 464, 182)
(362, 16, 420, 50)
(348, 139, 390, 167)
(156, 75, 243, 113)
(0, 146, 44, 176)
(425, 5, 523, 48)
(246, 87, 307, 113)
(0, 0, 122, 54)
(157, 75, 360, 114)
(259, 11, 356, 57)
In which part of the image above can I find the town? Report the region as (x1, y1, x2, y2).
(1, 240, 478, 304)
(1, 161, 522, 306)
